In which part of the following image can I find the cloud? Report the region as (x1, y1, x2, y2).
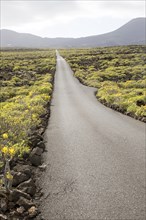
(1, 0, 80, 26)
(1, 0, 145, 37)
(77, 0, 145, 18)
(99, 0, 145, 17)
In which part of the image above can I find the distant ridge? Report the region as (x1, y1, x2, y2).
(0, 17, 145, 48)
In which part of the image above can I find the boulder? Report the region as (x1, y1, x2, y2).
(32, 147, 43, 156)
(17, 197, 34, 210)
(37, 141, 45, 151)
(29, 134, 43, 148)
(29, 155, 41, 167)
(29, 147, 43, 166)
(12, 164, 32, 187)
(12, 171, 30, 187)
(9, 189, 31, 202)
(13, 164, 32, 177)
(17, 179, 36, 196)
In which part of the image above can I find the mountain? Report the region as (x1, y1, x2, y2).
(70, 17, 146, 47)
(0, 17, 145, 48)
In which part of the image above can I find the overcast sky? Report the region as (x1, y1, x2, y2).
(1, 0, 145, 38)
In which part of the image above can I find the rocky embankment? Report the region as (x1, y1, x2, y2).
(0, 112, 50, 220)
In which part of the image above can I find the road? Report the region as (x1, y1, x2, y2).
(39, 51, 146, 220)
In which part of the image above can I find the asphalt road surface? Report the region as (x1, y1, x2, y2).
(39, 51, 146, 220)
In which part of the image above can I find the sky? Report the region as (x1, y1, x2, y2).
(1, 0, 145, 38)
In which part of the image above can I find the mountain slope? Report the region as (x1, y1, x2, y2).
(72, 17, 146, 47)
(0, 17, 145, 48)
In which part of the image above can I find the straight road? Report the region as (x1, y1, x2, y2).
(39, 51, 145, 220)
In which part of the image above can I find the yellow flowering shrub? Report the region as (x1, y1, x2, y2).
(0, 49, 55, 191)
(61, 46, 146, 120)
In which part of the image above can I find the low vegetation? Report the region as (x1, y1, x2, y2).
(60, 46, 146, 121)
(0, 50, 55, 218)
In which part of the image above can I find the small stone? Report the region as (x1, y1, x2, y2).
(28, 206, 38, 218)
(16, 206, 25, 214)
(38, 164, 47, 171)
(0, 214, 8, 220)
